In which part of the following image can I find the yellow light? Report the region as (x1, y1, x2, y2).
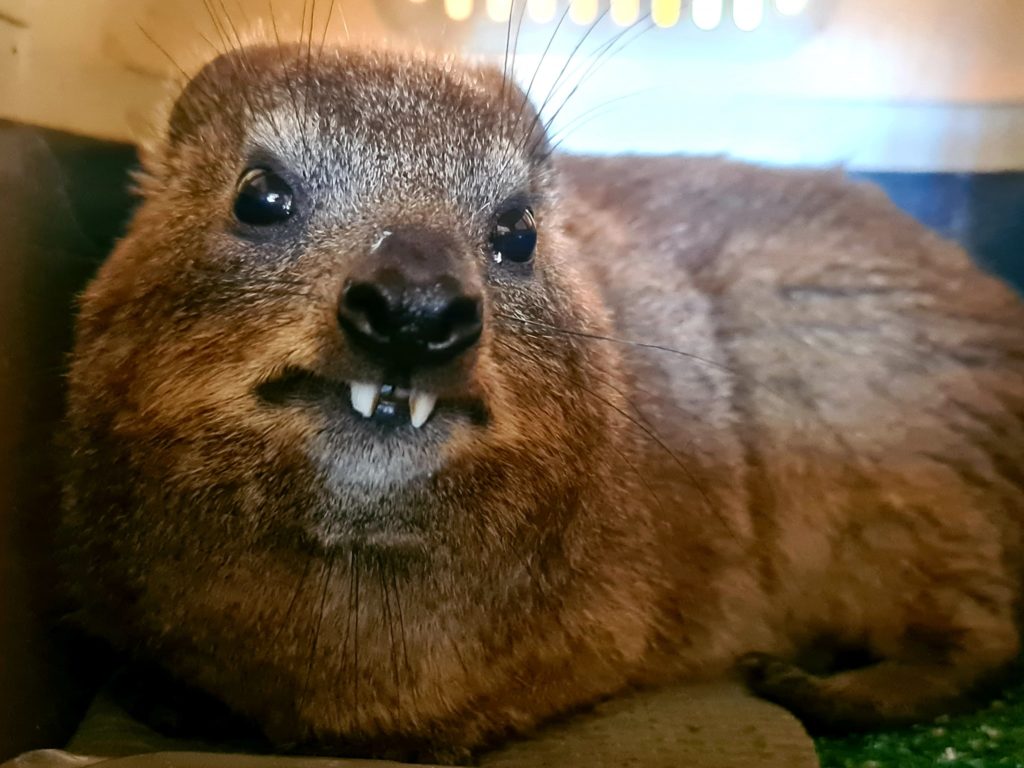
(487, 0, 513, 21)
(527, 0, 557, 22)
(775, 0, 808, 14)
(691, 0, 721, 30)
(651, 0, 680, 27)
(409, 0, 426, 5)
(733, 0, 764, 30)
(445, 0, 474, 19)
(610, 0, 638, 25)
(569, 0, 598, 25)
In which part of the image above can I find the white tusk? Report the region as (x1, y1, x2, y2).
(350, 382, 380, 418)
(409, 391, 438, 429)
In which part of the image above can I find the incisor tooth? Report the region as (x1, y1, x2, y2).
(350, 382, 380, 418)
(410, 391, 438, 429)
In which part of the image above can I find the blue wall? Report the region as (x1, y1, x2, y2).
(856, 172, 1024, 294)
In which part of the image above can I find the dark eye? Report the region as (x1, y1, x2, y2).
(233, 167, 294, 226)
(490, 207, 537, 264)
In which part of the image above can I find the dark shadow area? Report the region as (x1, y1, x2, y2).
(0, 121, 137, 761)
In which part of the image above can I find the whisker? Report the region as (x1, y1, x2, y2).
(135, 23, 218, 110)
(268, 0, 312, 160)
(533, 16, 654, 155)
(507, 0, 530, 99)
(319, 0, 343, 57)
(335, 0, 351, 42)
(500, 0, 516, 114)
(496, 313, 742, 373)
(201, 0, 233, 54)
(427, 568, 472, 687)
(300, 549, 335, 711)
(609, 438, 670, 522)
(496, 340, 675, 519)
(135, 23, 190, 81)
(494, 336, 725, 527)
(376, 557, 403, 711)
(581, 364, 717, 519)
(495, 313, 873, 474)
(509, 1, 573, 142)
(215, 0, 244, 48)
(129, 22, 224, 137)
(518, 4, 612, 155)
(353, 554, 362, 714)
(339, 549, 358, 706)
(215, 0, 288, 142)
(300, 0, 315, 146)
(541, 88, 651, 156)
(389, 566, 415, 700)
(270, 553, 314, 649)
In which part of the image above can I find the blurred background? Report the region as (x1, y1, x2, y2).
(0, 0, 1020, 283)
(0, 0, 1020, 761)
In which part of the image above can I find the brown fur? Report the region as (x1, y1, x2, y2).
(60, 43, 1024, 761)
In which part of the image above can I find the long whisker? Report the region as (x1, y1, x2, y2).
(507, 0, 530, 100)
(300, 549, 335, 711)
(353, 554, 362, 714)
(509, 1, 573, 142)
(319, 0, 343, 56)
(500, 0, 516, 114)
(518, 4, 612, 154)
(135, 23, 189, 81)
(268, 0, 312, 160)
(541, 88, 651, 156)
(376, 557, 403, 711)
(495, 313, 743, 374)
(389, 566, 415, 702)
(303, 0, 319, 141)
(339, 548, 358, 707)
(582, 364, 716, 519)
(427, 567, 472, 688)
(135, 23, 213, 109)
(495, 313, 873, 472)
(532, 16, 654, 156)
(201, 0, 233, 54)
(215, 0, 245, 49)
(521, 345, 677, 520)
(215, 0, 289, 142)
(270, 553, 314, 649)
(494, 336, 725, 526)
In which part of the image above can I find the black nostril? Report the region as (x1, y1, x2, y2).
(341, 281, 395, 339)
(432, 295, 482, 350)
(338, 274, 482, 366)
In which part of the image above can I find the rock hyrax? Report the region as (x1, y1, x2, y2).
(61, 43, 1024, 761)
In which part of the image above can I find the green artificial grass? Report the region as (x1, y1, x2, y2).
(816, 670, 1024, 768)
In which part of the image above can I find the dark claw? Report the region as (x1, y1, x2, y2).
(736, 651, 781, 685)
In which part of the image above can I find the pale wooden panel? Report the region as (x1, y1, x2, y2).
(0, 0, 397, 142)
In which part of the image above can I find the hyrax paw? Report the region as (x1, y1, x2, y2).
(737, 652, 814, 698)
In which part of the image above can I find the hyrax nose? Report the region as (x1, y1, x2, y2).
(337, 228, 483, 367)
